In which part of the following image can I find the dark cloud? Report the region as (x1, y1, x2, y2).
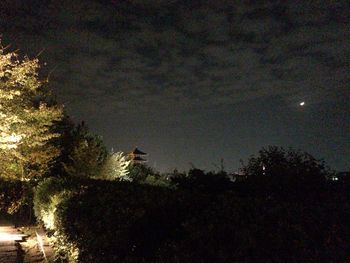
(1, 0, 349, 171)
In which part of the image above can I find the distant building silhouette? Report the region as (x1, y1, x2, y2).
(129, 147, 147, 164)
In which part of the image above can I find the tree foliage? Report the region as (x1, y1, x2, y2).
(128, 163, 157, 182)
(63, 122, 107, 178)
(241, 146, 329, 186)
(0, 45, 64, 180)
(97, 151, 131, 181)
(171, 168, 232, 192)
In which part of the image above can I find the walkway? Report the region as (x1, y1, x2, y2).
(0, 219, 25, 263)
(19, 226, 54, 263)
(0, 218, 54, 263)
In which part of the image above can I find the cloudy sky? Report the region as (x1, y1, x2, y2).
(1, 0, 349, 172)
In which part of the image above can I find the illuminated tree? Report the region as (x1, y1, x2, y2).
(98, 151, 131, 181)
(0, 45, 64, 180)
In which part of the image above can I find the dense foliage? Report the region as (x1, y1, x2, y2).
(63, 122, 108, 178)
(62, 122, 133, 181)
(0, 179, 26, 215)
(241, 146, 329, 185)
(0, 178, 34, 226)
(0, 46, 64, 180)
(128, 163, 158, 182)
(98, 151, 131, 181)
(171, 168, 232, 193)
(33, 176, 85, 261)
(34, 172, 350, 263)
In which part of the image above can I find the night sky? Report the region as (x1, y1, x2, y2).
(1, 0, 349, 172)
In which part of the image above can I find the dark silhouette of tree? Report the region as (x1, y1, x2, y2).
(63, 122, 107, 178)
(241, 146, 329, 188)
(128, 163, 157, 182)
(171, 168, 232, 193)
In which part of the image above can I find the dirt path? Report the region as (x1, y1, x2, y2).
(19, 226, 54, 263)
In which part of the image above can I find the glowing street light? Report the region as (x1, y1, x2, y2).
(299, 101, 305, 106)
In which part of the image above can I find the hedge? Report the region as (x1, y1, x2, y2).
(34, 177, 350, 262)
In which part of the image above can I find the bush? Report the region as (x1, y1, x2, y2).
(55, 180, 179, 262)
(33, 176, 84, 261)
(33, 177, 80, 224)
(33, 175, 350, 263)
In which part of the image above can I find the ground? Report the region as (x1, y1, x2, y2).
(0, 218, 54, 263)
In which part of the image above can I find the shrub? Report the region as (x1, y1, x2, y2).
(55, 184, 350, 262)
(33, 176, 83, 261)
(33, 174, 350, 263)
(55, 180, 178, 262)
